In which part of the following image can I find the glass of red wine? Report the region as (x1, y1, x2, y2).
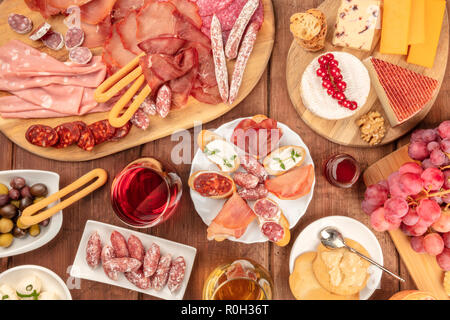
(111, 158, 182, 228)
(323, 154, 361, 188)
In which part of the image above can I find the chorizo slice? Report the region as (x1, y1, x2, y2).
(25, 125, 59, 147)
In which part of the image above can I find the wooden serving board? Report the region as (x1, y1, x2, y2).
(0, 0, 275, 161)
(286, 0, 449, 147)
(364, 145, 449, 300)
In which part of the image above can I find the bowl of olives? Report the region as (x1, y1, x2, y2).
(0, 170, 62, 258)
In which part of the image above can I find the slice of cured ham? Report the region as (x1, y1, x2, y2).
(207, 192, 256, 241)
(164, 0, 202, 28)
(112, 0, 145, 20)
(136, 0, 178, 41)
(116, 11, 141, 54)
(265, 165, 315, 200)
(104, 23, 136, 68)
(80, 0, 118, 25)
(81, 15, 112, 48)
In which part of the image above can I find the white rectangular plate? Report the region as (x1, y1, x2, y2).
(71, 220, 197, 300)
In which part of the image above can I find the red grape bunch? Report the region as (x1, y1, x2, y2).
(362, 120, 450, 271)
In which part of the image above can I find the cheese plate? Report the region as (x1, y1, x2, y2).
(286, 0, 449, 147)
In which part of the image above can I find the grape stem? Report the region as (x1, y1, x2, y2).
(416, 188, 450, 201)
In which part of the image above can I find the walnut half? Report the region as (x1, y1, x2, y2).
(356, 111, 386, 146)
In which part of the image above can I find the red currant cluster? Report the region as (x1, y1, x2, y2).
(316, 53, 358, 111)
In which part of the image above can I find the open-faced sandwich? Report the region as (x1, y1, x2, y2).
(197, 130, 240, 173)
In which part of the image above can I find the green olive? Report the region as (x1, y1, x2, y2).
(0, 204, 17, 219)
(0, 218, 13, 233)
(29, 224, 40, 237)
(12, 226, 26, 238)
(0, 233, 13, 247)
(0, 183, 8, 195)
(19, 197, 33, 211)
(10, 200, 20, 208)
(30, 184, 48, 197)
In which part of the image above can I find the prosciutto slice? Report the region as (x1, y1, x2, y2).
(81, 15, 112, 48)
(112, 0, 145, 20)
(136, 0, 178, 41)
(265, 165, 315, 200)
(207, 192, 256, 241)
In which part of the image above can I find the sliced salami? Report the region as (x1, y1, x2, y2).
(69, 47, 93, 64)
(29, 22, 52, 41)
(77, 126, 96, 152)
(42, 31, 64, 51)
(25, 125, 59, 147)
(240, 155, 268, 182)
(65, 27, 85, 49)
(143, 243, 161, 278)
(238, 184, 268, 201)
(253, 198, 281, 220)
(88, 120, 116, 145)
(167, 256, 186, 293)
(261, 221, 284, 242)
(140, 97, 157, 116)
(53, 122, 81, 148)
(8, 13, 33, 34)
(151, 254, 172, 291)
(130, 108, 150, 130)
(109, 122, 132, 141)
(156, 84, 172, 118)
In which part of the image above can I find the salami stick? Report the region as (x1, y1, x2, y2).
(210, 15, 229, 103)
(156, 84, 172, 118)
(229, 22, 259, 104)
(225, 0, 259, 60)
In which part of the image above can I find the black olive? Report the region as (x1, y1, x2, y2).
(20, 186, 32, 198)
(12, 226, 27, 238)
(0, 194, 9, 207)
(19, 197, 33, 211)
(30, 183, 48, 197)
(8, 188, 20, 201)
(10, 177, 26, 189)
(0, 204, 17, 219)
(39, 218, 50, 227)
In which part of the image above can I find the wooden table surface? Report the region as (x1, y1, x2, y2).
(0, 0, 449, 300)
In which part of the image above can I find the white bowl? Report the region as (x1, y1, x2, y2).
(0, 265, 72, 300)
(289, 216, 383, 300)
(0, 170, 62, 258)
(190, 117, 316, 244)
(71, 220, 197, 300)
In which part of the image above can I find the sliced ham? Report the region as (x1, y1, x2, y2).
(112, 0, 145, 20)
(136, 0, 178, 41)
(81, 15, 112, 48)
(207, 192, 256, 241)
(80, 0, 118, 25)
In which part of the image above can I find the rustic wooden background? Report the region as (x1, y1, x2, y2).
(0, 0, 449, 300)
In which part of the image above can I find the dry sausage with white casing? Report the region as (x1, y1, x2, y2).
(8, 13, 33, 34)
(86, 231, 102, 268)
(143, 243, 161, 278)
(42, 31, 64, 51)
(101, 245, 118, 280)
(125, 269, 151, 290)
(103, 257, 142, 273)
(151, 254, 172, 291)
(225, 0, 259, 60)
(156, 84, 172, 118)
(229, 22, 259, 104)
(210, 15, 229, 103)
(240, 155, 268, 183)
(233, 172, 259, 189)
(168, 256, 186, 293)
(127, 234, 145, 262)
(238, 184, 268, 201)
(110, 230, 129, 258)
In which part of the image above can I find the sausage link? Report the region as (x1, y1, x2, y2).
(86, 231, 102, 268)
(110, 231, 129, 258)
(238, 184, 268, 201)
(233, 172, 259, 189)
(156, 84, 172, 118)
(210, 14, 229, 103)
(240, 155, 268, 183)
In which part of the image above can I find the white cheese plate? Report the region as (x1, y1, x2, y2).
(300, 51, 371, 120)
(190, 117, 316, 244)
(289, 216, 383, 300)
(0, 170, 62, 258)
(70, 220, 197, 300)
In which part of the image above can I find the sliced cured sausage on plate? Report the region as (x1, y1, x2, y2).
(190, 117, 315, 244)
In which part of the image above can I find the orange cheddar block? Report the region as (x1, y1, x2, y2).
(408, 0, 426, 44)
(380, 0, 412, 55)
(407, 0, 446, 68)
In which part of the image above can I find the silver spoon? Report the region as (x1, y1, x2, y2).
(319, 227, 405, 282)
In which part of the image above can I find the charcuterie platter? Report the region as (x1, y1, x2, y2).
(0, 0, 275, 161)
(286, 0, 449, 147)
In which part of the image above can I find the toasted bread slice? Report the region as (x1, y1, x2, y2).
(188, 171, 236, 199)
(275, 213, 291, 247)
(263, 145, 306, 176)
(290, 12, 321, 41)
(251, 114, 268, 123)
(197, 130, 240, 173)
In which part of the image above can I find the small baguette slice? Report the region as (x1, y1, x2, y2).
(251, 114, 268, 123)
(197, 130, 240, 173)
(263, 145, 306, 176)
(276, 213, 291, 247)
(188, 171, 236, 199)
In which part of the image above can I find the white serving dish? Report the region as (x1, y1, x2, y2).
(289, 216, 383, 300)
(0, 170, 62, 258)
(190, 117, 315, 244)
(71, 220, 197, 300)
(0, 264, 72, 300)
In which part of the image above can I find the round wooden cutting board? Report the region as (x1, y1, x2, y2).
(0, 0, 275, 161)
(286, 0, 449, 148)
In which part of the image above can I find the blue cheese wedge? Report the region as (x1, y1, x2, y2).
(332, 0, 381, 51)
